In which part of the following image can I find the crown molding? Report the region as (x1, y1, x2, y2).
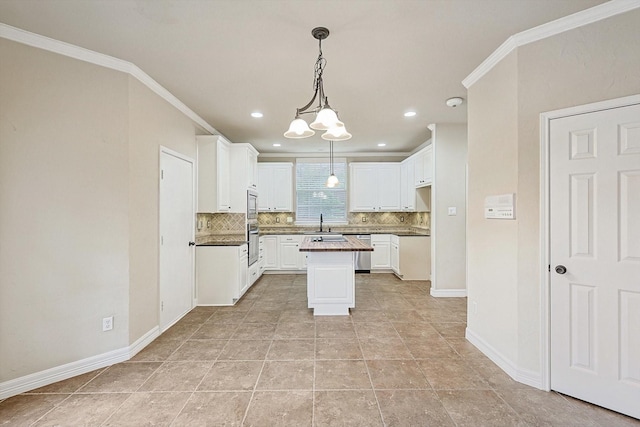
(259, 151, 412, 159)
(0, 23, 218, 135)
(462, 0, 640, 89)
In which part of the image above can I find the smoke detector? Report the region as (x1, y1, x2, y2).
(446, 97, 464, 107)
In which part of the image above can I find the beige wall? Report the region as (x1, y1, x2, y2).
(128, 77, 198, 342)
(0, 38, 199, 384)
(467, 9, 640, 375)
(0, 39, 130, 381)
(431, 124, 467, 292)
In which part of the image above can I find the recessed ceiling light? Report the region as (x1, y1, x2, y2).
(251, 112, 263, 118)
(404, 111, 416, 117)
(272, 143, 281, 147)
(377, 143, 386, 147)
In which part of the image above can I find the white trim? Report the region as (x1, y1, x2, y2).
(0, 327, 160, 400)
(539, 94, 640, 395)
(0, 23, 218, 135)
(462, 0, 640, 88)
(259, 151, 412, 159)
(430, 288, 467, 298)
(466, 328, 544, 389)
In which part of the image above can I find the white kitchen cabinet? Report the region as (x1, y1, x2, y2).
(197, 136, 259, 213)
(349, 163, 400, 212)
(400, 157, 416, 211)
(263, 235, 279, 270)
(390, 235, 400, 273)
(196, 244, 249, 305)
(371, 234, 391, 269)
(279, 235, 302, 270)
(197, 135, 232, 212)
(248, 262, 259, 286)
(258, 236, 265, 277)
(257, 163, 293, 212)
(414, 145, 433, 188)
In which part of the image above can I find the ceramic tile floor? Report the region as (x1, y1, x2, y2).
(2, 274, 638, 426)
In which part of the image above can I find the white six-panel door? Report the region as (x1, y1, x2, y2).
(550, 103, 640, 419)
(159, 149, 195, 332)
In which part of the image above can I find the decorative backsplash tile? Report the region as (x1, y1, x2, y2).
(196, 212, 246, 240)
(258, 211, 430, 229)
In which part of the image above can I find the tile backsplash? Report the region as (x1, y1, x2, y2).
(196, 212, 246, 241)
(258, 211, 430, 229)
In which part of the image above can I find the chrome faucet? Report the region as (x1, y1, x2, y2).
(320, 213, 323, 232)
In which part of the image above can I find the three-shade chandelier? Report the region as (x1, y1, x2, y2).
(284, 27, 352, 141)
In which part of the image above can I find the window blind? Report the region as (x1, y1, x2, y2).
(296, 158, 347, 223)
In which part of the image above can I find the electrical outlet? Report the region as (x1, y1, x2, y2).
(197, 219, 203, 230)
(207, 220, 211, 229)
(400, 216, 404, 222)
(276, 217, 280, 223)
(362, 216, 367, 223)
(102, 316, 113, 331)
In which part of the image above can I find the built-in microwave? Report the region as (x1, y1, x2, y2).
(247, 190, 258, 220)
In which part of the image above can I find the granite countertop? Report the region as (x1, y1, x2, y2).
(299, 235, 374, 252)
(196, 234, 247, 247)
(259, 226, 429, 237)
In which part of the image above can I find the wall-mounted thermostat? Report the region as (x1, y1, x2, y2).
(485, 193, 516, 219)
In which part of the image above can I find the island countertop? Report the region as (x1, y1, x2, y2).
(299, 235, 374, 252)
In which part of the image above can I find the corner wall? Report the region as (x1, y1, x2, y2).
(466, 8, 640, 381)
(430, 124, 468, 295)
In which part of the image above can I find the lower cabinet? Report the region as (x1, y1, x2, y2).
(196, 244, 249, 305)
(371, 234, 392, 270)
(248, 262, 259, 286)
(262, 235, 307, 272)
(391, 236, 400, 273)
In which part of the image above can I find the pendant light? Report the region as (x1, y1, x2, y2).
(284, 27, 352, 141)
(326, 140, 339, 188)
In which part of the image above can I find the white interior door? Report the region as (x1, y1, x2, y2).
(550, 103, 640, 419)
(159, 149, 195, 331)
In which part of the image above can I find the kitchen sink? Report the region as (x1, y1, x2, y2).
(303, 231, 342, 235)
(311, 235, 347, 242)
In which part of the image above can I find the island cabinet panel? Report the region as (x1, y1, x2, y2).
(306, 252, 355, 316)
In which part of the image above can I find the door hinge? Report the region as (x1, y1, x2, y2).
(161, 236, 164, 245)
(548, 264, 551, 272)
(161, 169, 164, 179)
(161, 301, 164, 311)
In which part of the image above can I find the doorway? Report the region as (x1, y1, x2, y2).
(159, 147, 195, 332)
(542, 96, 640, 419)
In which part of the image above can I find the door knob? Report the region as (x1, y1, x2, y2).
(555, 265, 567, 274)
(188, 241, 196, 246)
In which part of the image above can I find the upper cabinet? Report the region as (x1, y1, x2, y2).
(257, 163, 293, 212)
(400, 157, 416, 211)
(197, 135, 232, 212)
(349, 163, 400, 212)
(414, 145, 433, 187)
(197, 136, 259, 213)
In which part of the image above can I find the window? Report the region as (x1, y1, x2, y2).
(296, 158, 347, 224)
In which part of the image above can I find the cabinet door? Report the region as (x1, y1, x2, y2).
(371, 241, 391, 268)
(247, 149, 258, 190)
(401, 158, 416, 211)
(423, 145, 433, 185)
(257, 165, 272, 211)
(350, 164, 378, 211)
(263, 236, 279, 269)
(279, 236, 300, 269)
(391, 242, 400, 274)
(414, 150, 425, 186)
(238, 254, 249, 297)
(377, 164, 401, 211)
(217, 141, 231, 211)
(196, 137, 217, 213)
(271, 165, 293, 211)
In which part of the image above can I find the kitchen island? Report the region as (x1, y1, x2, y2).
(299, 235, 373, 315)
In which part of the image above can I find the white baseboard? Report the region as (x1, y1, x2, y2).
(465, 327, 543, 389)
(430, 288, 467, 297)
(0, 326, 160, 400)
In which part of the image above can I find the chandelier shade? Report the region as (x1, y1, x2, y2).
(284, 27, 352, 141)
(284, 118, 315, 138)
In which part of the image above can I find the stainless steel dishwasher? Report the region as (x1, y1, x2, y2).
(354, 235, 371, 273)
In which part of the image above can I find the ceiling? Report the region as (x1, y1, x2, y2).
(0, 0, 607, 155)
